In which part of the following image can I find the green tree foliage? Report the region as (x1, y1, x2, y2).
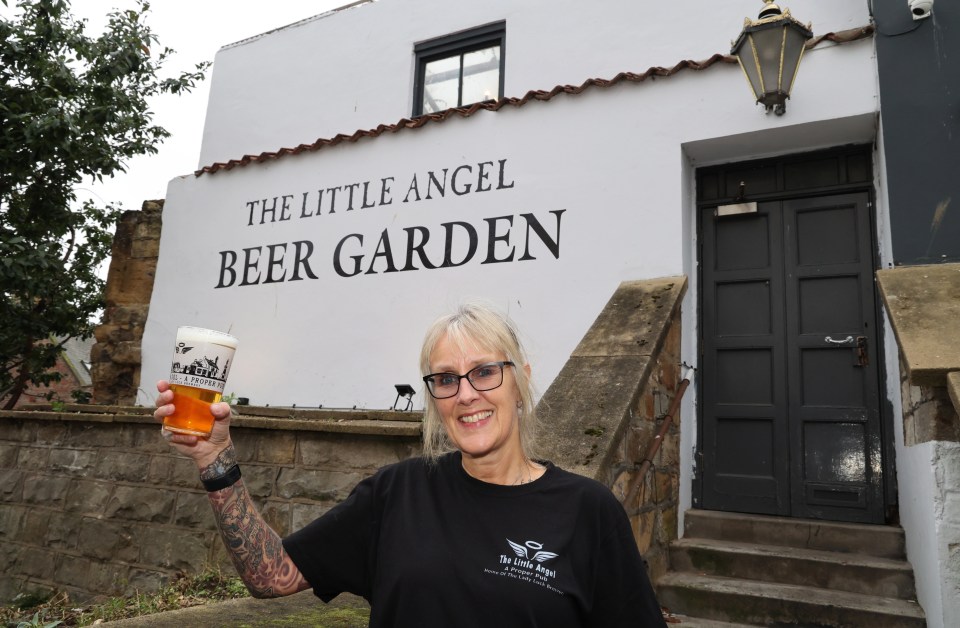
(0, 0, 208, 408)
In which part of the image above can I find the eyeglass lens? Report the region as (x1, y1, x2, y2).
(427, 363, 505, 398)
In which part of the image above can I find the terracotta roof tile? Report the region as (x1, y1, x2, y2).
(196, 26, 874, 176)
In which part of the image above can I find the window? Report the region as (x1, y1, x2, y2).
(413, 21, 505, 116)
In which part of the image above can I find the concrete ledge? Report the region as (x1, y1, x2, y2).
(877, 263, 960, 386)
(948, 371, 960, 418)
(3, 404, 423, 437)
(537, 276, 687, 479)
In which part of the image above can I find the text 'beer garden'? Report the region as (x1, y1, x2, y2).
(214, 158, 568, 288)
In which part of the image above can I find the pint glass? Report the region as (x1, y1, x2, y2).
(164, 326, 239, 437)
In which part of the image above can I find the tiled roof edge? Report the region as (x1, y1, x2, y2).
(195, 25, 874, 177)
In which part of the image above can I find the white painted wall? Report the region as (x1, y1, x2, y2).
(197, 0, 872, 167)
(142, 28, 879, 411)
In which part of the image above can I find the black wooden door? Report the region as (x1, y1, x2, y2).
(699, 187, 885, 524)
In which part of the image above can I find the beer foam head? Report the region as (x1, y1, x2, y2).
(176, 326, 239, 349)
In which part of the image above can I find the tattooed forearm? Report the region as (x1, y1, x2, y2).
(200, 443, 238, 481)
(208, 479, 308, 598)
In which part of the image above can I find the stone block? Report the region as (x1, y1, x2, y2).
(654, 470, 676, 505)
(65, 478, 114, 515)
(22, 474, 71, 507)
(611, 468, 632, 504)
(209, 541, 238, 574)
(147, 456, 174, 484)
(656, 430, 680, 469)
(0, 443, 18, 468)
(939, 444, 960, 489)
(44, 511, 81, 549)
(261, 500, 291, 537)
(96, 451, 150, 482)
(242, 465, 276, 498)
(17, 446, 50, 470)
(255, 431, 297, 464)
(0, 571, 24, 605)
(174, 492, 216, 530)
(277, 468, 362, 501)
(0, 540, 21, 574)
(19, 508, 51, 545)
(291, 502, 331, 531)
(111, 341, 142, 366)
(66, 422, 112, 447)
(129, 424, 170, 453)
(658, 505, 679, 544)
(96, 563, 131, 597)
(105, 486, 176, 523)
(0, 505, 25, 538)
(139, 527, 211, 572)
(169, 457, 202, 488)
(0, 420, 33, 442)
(0, 469, 24, 502)
(229, 431, 259, 463)
(35, 423, 68, 445)
(19, 548, 57, 580)
(56, 554, 100, 589)
(299, 434, 413, 471)
(48, 448, 99, 477)
(630, 509, 656, 554)
(78, 519, 139, 562)
(131, 237, 160, 259)
(124, 568, 168, 597)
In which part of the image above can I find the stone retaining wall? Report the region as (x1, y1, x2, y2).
(0, 406, 420, 602)
(1, 277, 688, 603)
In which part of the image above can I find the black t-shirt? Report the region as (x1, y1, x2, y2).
(282, 451, 666, 628)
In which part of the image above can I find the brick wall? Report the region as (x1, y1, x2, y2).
(611, 309, 681, 582)
(91, 201, 163, 406)
(899, 358, 960, 446)
(0, 406, 420, 603)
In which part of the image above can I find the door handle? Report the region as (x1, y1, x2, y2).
(824, 335, 854, 345)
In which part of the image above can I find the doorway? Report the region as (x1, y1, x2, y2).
(695, 147, 889, 524)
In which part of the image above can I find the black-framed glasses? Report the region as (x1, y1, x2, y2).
(422, 361, 515, 399)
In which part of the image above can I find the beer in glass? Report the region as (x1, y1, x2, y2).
(164, 326, 239, 437)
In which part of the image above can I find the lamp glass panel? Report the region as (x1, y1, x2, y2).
(736, 37, 763, 100)
(422, 56, 460, 114)
(781, 27, 808, 93)
(462, 45, 501, 106)
(751, 25, 785, 93)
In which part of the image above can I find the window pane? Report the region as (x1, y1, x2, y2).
(462, 45, 500, 106)
(422, 56, 460, 114)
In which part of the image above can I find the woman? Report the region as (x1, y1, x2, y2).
(155, 303, 666, 627)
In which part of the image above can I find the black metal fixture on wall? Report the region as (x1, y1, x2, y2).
(731, 0, 813, 115)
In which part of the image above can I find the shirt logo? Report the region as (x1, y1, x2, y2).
(507, 539, 558, 563)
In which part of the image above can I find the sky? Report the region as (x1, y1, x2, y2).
(2, 0, 351, 215)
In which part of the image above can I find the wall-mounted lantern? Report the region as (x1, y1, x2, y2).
(732, 1, 813, 115)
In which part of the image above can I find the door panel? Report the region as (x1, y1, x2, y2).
(701, 200, 790, 516)
(783, 194, 884, 522)
(700, 191, 884, 523)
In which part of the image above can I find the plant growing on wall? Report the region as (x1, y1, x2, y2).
(0, 0, 208, 408)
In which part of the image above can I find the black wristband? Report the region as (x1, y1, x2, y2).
(202, 464, 241, 492)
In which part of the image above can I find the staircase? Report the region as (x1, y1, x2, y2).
(657, 510, 926, 627)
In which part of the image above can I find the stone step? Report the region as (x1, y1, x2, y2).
(662, 614, 755, 628)
(657, 572, 925, 628)
(670, 537, 916, 599)
(683, 509, 905, 559)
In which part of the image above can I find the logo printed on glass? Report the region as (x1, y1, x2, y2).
(170, 338, 234, 393)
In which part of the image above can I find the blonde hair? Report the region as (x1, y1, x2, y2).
(419, 302, 538, 462)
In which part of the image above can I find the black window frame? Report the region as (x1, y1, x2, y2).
(413, 21, 506, 117)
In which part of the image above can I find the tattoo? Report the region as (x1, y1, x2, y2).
(200, 443, 238, 481)
(208, 479, 308, 597)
